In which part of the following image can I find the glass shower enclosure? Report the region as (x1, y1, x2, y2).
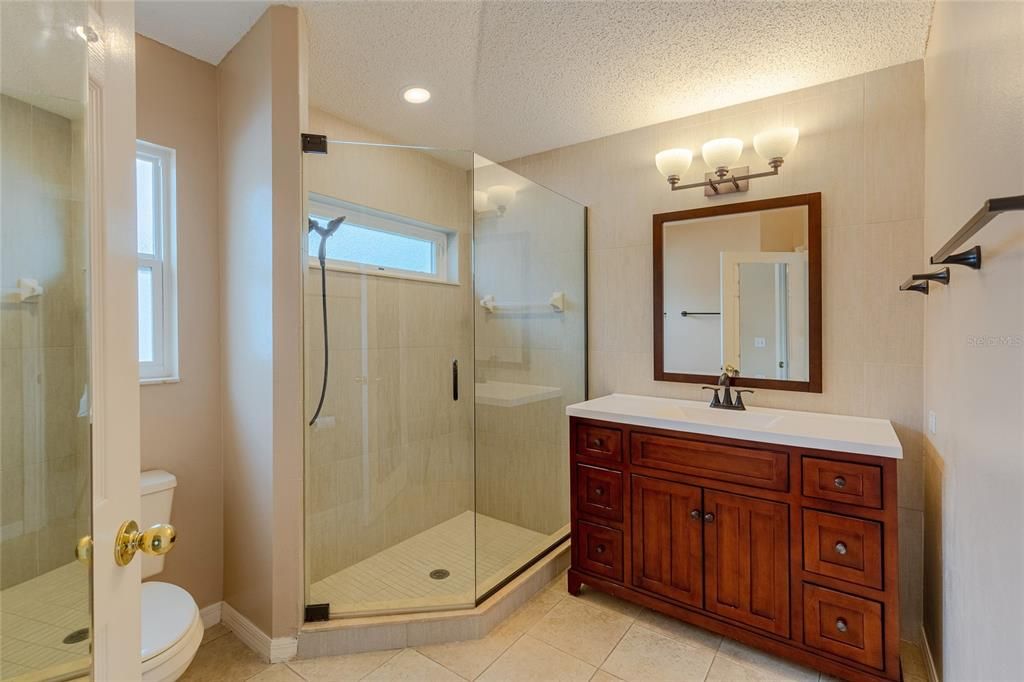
(302, 141, 586, 617)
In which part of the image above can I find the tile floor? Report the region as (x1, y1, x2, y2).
(0, 562, 91, 679)
(310, 512, 554, 616)
(184, 570, 932, 682)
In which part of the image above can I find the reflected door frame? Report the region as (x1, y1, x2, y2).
(720, 251, 808, 381)
(88, 1, 143, 678)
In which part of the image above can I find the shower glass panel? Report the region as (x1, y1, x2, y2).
(304, 142, 477, 616)
(303, 142, 586, 618)
(1, 1, 91, 678)
(472, 157, 585, 600)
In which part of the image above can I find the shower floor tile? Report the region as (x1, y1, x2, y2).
(0, 561, 90, 679)
(311, 511, 557, 616)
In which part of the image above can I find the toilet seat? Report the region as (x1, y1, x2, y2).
(141, 582, 203, 681)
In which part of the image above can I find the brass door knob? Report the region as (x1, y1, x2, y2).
(114, 520, 176, 567)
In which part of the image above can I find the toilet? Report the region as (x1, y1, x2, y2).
(140, 470, 204, 681)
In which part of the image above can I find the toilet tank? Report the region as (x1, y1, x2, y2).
(140, 470, 177, 579)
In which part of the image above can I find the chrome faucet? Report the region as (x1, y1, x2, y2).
(702, 365, 753, 410)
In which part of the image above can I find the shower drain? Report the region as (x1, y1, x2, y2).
(429, 569, 450, 580)
(63, 628, 89, 645)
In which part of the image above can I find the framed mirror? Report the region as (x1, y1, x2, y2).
(653, 193, 821, 392)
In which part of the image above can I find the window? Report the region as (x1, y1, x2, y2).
(308, 193, 457, 283)
(136, 140, 178, 381)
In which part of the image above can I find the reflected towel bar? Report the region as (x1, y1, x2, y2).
(680, 311, 720, 317)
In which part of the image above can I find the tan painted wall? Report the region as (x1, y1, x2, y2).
(218, 5, 306, 638)
(922, 3, 1024, 678)
(503, 61, 927, 636)
(135, 35, 223, 610)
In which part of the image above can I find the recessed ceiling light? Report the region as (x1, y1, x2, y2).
(402, 87, 431, 104)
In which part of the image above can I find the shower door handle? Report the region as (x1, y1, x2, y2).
(452, 359, 459, 401)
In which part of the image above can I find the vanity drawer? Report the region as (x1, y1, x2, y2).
(575, 464, 624, 522)
(576, 520, 624, 582)
(803, 583, 885, 670)
(803, 510, 883, 589)
(802, 458, 883, 509)
(575, 424, 623, 464)
(631, 432, 788, 491)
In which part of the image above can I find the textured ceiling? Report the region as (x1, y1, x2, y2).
(137, 0, 933, 161)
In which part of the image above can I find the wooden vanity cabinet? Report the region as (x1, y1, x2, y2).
(569, 417, 901, 682)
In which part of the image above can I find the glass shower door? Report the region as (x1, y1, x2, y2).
(303, 141, 477, 616)
(472, 156, 587, 600)
(1, 1, 92, 677)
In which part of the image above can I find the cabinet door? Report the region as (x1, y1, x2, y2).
(631, 475, 703, 608)
(704, 489, 790, 636)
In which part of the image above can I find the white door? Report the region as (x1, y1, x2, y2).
(0, 1, 138, 679)
(88, 1, 143, 679)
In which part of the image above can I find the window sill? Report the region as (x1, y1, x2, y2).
(309, 259, 461, 287)
(140, 376, 180, 386)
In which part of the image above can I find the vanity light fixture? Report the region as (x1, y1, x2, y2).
(401, 86, 431, 104)
(487, 185, 516, 215)
(656, 127, 799, 196)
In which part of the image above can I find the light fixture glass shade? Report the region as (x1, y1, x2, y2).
(474, 190, 490, 212)
(753, 127, 799, 160)
(487, 185, 516, 212)
(655, 148, 693, 179)
(701, 138, 744, 169)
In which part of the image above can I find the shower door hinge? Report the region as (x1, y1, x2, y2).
(304, 603, 330, 622)
(301, 133, 328, 154)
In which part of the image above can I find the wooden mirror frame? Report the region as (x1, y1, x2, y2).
(653, 192, 822, 393)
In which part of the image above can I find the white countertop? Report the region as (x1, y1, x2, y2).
(476, 381, 562, 408)
(566, 393, 902, 459)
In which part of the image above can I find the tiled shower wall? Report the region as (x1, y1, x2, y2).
(0, 94, 90, 589)
(303, 116, 474, 584)
(503, 61, 927, 638)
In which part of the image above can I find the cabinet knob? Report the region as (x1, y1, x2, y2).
(594, 487, 604, 496)
(703, 512, 715, 523)
(690, 509, 702, 520)
(595, 544, 605, 554)
(833, 475, 847, 489)
(834, 541, 848, 555)
(835, 618, 848, 633)
(590, 438, 603, 449)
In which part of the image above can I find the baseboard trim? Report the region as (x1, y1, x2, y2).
(199, 601, 223, 629)
(920, 624, 941, 682)
(221, 602, 298, 663)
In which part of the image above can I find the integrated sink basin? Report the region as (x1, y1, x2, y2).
(566, 393, 902, 458)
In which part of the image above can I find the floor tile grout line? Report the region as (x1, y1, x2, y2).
(355, 647, 402, 680)
(591, 618, 635, 675)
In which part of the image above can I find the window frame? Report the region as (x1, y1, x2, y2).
(307, 193, 458, 285)
(136, 140, 179, 383)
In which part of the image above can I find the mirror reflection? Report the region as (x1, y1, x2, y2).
(655, 196, 820, 390)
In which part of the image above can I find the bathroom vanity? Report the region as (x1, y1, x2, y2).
(566, 394, 902, 682)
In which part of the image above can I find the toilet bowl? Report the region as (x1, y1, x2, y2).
(141, 582, 203, 681)
(139, 471, 203, 680)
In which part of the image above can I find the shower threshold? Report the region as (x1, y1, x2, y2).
(309, 511, 565, 618)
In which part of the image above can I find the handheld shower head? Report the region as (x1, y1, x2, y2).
(309, 216, 346, 267)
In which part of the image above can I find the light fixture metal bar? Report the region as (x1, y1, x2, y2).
(671, 166, 780, 192)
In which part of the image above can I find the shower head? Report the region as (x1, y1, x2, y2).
(309, 216, 346, 267)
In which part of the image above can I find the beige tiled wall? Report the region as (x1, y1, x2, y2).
(0, 94, 89, 589)
(303, 110, 475, 586)
(922, 3, 1023, 678)
(502, 61, 927, 637)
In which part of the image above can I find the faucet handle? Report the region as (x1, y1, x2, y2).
(702, 386, 722, 407)
(734, 389, 754, 409)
